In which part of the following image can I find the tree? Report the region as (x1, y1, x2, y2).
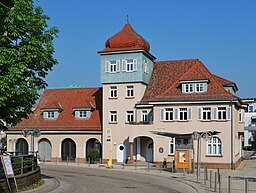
(0, 0, 59, 129)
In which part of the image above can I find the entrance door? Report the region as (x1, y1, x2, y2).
(61, 138, 76, 161)
(146, 142, 153, 162)
(117, 144, 126, 163)
(38, 138, 52, 161)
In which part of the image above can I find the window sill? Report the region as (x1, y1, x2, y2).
(108, 97, 118, 100)
(125, 97, 135, 99)
(206, 155, 223, 157)
(168, 154, 175, 156)
(108, 122, 118, 124)
(216, 120, 228, 122)
(200, 120, 212, 122)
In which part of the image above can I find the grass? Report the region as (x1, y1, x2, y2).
(18, 179, 44, 192)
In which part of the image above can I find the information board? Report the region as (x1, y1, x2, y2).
(1, 155, 14, 178)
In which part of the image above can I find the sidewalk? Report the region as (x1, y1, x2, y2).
(36, 159, 256, 193)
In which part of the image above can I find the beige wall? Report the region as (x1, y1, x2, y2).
(7, 133, 101, 160)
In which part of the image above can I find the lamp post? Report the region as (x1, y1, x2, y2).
(22, 129, 41, 155)
(192, 131, 212, 182)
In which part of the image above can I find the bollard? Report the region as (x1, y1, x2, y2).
(217, 168, 220, 183)
(67, 156, 69, 165)
(88, 157, 90, 166)
(245, 179, 248, 193)
(99, 158, 101, 168)
(228, 176, 231, 193)
(171, 162, 174, 174)
(206, 166, 208, 180)
(147, 162, 150, 172)
(123, 159, 124, 169)
(214, 172, 217, 192)
(204, 167, 206, 185)
(135, 161, 137, 170)
(21, 156, 24, 175)
(160, 162, 162, 173)
(210, 170, 212, 189)
(219, 174, 221, 193)
(55, 156, 57, 164)
(77, 157, 79, 166)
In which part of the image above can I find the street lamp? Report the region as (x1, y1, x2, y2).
(192, 131, 212, 182)
(22, 129, 41, 155)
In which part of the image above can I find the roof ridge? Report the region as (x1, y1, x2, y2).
(154, 58, 199, 64)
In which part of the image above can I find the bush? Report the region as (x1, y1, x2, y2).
(87, 148, 100, 163)
(243, 146, 255, 151)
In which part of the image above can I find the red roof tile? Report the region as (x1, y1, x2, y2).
(10, 87, 102, 131)
(141, 59, 238, 103)
(213, 74, 235, 85)
(100, 22, 150, 53)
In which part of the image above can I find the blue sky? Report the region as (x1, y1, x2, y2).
(38, 0, 256, 98)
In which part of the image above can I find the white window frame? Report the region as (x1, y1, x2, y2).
(47, 111, 54, 119)
(217, 107, 227, 120)
(207, 137, 222, 155)
(126, 59, 134, 72)
(179, 108, 188, 121)
(110, 111, 117, 123)
(169, 138, 175, 155)
(109, 86, 117, 98)
(126, 85, 134, 98)
(195, 83, 204, 92)
(239, 109, 243, 122)
(202, 107, 211, 120)
(141, 110, 148, 122)
(144, 60, 148, 74)
(78, 110, 87, 118)
(126, 111, 134, 122)
(185, 84, 194, 93)
(165, 108, 174, 121)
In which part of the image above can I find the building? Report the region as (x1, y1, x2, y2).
(7, 21, 246, 169)
(243, 98, 256, 147)
(6, 87, 102, 163)
(99, 22, 246, 169)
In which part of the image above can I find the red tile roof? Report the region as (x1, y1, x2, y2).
(100, 22, 150, 53)
(141, 59, 238, 103)
(213, 74, 235, 85)
(10, 87, 102, 131)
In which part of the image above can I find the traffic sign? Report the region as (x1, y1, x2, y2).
(106, 128, 112, 144)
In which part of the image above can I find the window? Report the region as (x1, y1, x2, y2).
(202, 107, 211, 120)
(47, 112, 54, 119)
(239, 109, 243, 122)
(185, 84, 193, 93)
(141, 110, 148, 122)
(78, 111, 87, 118)
(43, 111, 58, 120)
(169, 138, 175, 155)
(126, 85, 134, 98)
(207, 137, 222, 155)
(144, 60, 148, 74)
(110, 111, 117, 123)
(105, 60, 120, 73)
(126, 111, 134, 122)
(195, 83, 204, 92)
(165, 108, 174, 121)
(218, 107, 227, 120)
(179, 108, 188, 121)
(109, 86, 117, 98)
(122, 59, 137, 72)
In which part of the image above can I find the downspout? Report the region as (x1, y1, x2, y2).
(231, 99, 234, 170)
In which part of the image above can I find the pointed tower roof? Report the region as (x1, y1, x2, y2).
(100, 22, 150, 53)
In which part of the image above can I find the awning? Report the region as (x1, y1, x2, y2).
(150, 131, 220, 139)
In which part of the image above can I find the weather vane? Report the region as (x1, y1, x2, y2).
(127, 14, 129, 23)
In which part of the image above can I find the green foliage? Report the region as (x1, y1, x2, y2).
(18, 179, 44, 192)
(87, 148, 100, 163)
(0, 0, 59, 128)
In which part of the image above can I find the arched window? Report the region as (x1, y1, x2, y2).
(15, 138, 28, 155)
(207, 137, 222, 155)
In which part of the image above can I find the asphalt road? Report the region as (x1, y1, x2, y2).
(23, 164, 198, 193)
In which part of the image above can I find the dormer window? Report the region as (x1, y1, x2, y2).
(74, 108, 92, 119)
(43, 111, 59, 120)
(181, 80, 208, 93)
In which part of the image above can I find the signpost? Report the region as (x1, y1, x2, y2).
(1, 155, 18, 192)
(106, 128, 112, 168)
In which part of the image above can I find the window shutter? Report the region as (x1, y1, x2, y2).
(227, 107, 231, 120)
(203, 83, 208, 92)
(43, 112, 47, 119)
(160, 108, 164, 121)
(198, 108, 202, 120)
(75, 111, 79, 118)
(86, 111, 92, 118)
(105, 61, 109, 72)
(116, 60, 120, 72)
(188, 108, 192, 120)
(122, 60, 126, 71)
(211, 107, 217, 120)
(133, 59, 137, 71)
(54, 111, 59, 119)
(174, 108, 179, 120)
(181, 84, 185, 93)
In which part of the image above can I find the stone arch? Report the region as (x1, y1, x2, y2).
(15, 138, 29, 155)
(61, 138, 76, 161)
